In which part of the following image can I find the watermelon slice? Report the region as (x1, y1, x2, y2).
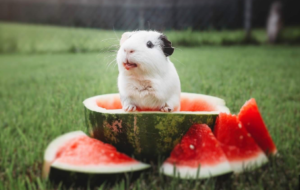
(214, 113, 268, 173)
(43, 131, 150, 179)
(160, 124, 232, 179)
(238, 98, 277, 155)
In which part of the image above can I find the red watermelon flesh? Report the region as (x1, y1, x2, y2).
(95, 94, 218, 111)
(94, 93, 230, 113)
(43, 131, 150, 178)
(238, 98, 277, 155)
(55, 136, 137, 166)
(179, 96, 217, 112)
(214, 113, 268, 173)
(96, 94, 122, 110)
(160, 124, 232, 179)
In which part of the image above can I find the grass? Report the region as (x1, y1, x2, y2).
(0, 22, 122, 54)
(0, 46, 300, 189)
(0, 23, 300, 189)
(1, 22, 300, 54)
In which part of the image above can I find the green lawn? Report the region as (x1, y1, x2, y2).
(0, 23, 300, 189)
(0, 45, 299, 189)
(1, 22, 300, 54)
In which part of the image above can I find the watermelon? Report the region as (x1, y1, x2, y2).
(43, 131, 150, 183)
(213, 113, 268, 173)
(238, 98, 277, 155)
(83, 92, 230, 161)
(160, 124, 232, 179)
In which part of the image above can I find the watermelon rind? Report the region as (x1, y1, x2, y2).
(83, 92, 230, 114)
(51, 162, 150, 174)
(229, 151, 268, 173)
(160, 161, 232, 179)
(43, 131, 150, 179)
(83, 93, 230, 161)
(44, 131, 87, 162)
(43, 131, 87, 179)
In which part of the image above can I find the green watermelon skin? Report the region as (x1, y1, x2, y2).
(48, 167, 145, 188)
(85, 108, 218, 161)
(238, 99, 277, 155)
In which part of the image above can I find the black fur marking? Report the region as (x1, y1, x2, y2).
(159, 35, 174, 56)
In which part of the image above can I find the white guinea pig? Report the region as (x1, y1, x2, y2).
(117, 30, 181, 112)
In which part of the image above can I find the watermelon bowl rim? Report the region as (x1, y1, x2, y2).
(83, 92, 230, 114)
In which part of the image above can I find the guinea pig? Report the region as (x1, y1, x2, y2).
(117, 30, 181, 112)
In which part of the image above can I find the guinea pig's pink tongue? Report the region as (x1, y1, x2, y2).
(123, 62, 137, 70)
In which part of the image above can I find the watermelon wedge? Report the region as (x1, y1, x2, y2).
(160, 124, 232, 179)
(43, 131, 150, 179)
(238, 98, 277, 155)
(214, 113, 268, 173)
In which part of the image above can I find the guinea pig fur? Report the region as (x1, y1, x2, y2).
(117, 30, 181, 112)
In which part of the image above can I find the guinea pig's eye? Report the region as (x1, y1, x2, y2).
(146, 41, 154, 48)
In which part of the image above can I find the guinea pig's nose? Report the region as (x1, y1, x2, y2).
(124, 48, 135, 54)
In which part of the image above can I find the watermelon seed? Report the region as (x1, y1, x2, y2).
(189, 145, 194, 150)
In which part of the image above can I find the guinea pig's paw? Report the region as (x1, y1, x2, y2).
(123, 104, 137, 112)
(160, 104, 173, 112)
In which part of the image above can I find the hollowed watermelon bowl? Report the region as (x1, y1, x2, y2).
(83, 92, 230, 162)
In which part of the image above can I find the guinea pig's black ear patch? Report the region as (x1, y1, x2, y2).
(159, 35, 174, 57)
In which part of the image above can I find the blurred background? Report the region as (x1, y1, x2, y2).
(1, 0, 300, 30)
(0, 0, 300, 53)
